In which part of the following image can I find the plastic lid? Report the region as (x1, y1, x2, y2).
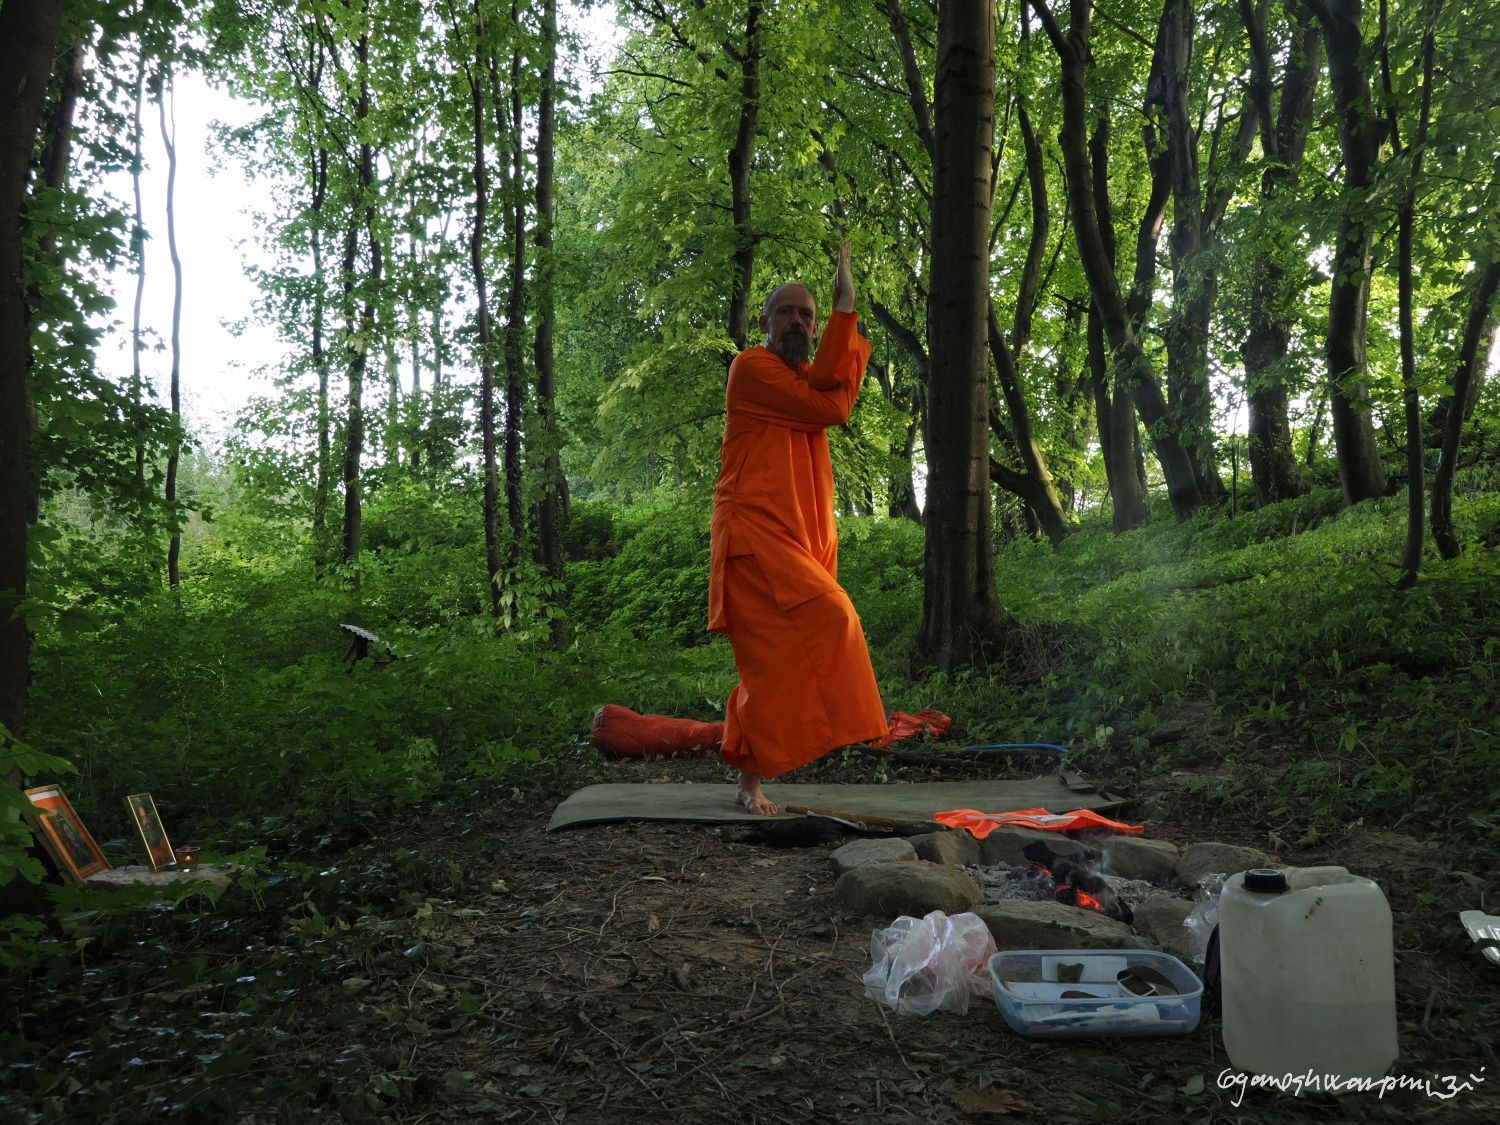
(1243, 868, 1289, 893)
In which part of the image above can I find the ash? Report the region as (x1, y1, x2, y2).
(961, 862, 1186, 911)
(961, 862, 1054, 902)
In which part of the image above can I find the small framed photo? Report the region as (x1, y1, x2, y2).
(24, 785, 110, 882)
(125, 792, 176, 871)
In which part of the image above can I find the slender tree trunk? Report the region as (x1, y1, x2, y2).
(1432, 260, 1500, 559)
(1239, 0, 1318, 505)
(1088, 118, 1149, 531)
(131, 52, 148, 488)
(987, 307, 1068, 546)
(407, 168, 422, 472)
(471, 4, 502, 617)
(1383, 0, 1440, 588)
(1160, 0, 1228, 501)
(36, 35, 83, 256)
(891, 412, 923, 522)
(311, 143, 330, 567)
(1129, 12, 1172, 333)
(342, 33, 374, 570)
(881, 0, 937, 164)
(1304, 384, 1328, 466)
(501, 33, 526, 573)
(1032, 0, 1203, 520)
(725, 1, 761, 352)
(982, 46, 1069, 548)
(916, 0, 1017, 672)
(158, 74, 184, 590)
(534, 0, 566, 643)
(1308, 0, 1388, 505)
(385, 336, 400, 476)
(869, 295, 930, 523)
(0, 0, 65, 766)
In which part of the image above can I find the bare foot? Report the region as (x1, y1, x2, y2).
(736, 771, 779, 815)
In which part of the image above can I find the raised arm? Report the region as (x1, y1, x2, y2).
(729, 334, 870, 432)
(832, 239, 855, 313)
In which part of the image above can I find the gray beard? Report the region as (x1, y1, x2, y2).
(771, 331, 810, 366)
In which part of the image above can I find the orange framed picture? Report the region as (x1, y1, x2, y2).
(124, 792, 175, 871)
(24, 785, 110, 881)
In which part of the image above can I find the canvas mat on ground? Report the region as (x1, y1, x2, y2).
(547, 776, 1128, 832)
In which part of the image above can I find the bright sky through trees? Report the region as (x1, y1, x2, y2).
(99, 1, 628, 445)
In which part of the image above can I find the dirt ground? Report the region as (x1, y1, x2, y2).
(367, 755, 1500, 1124)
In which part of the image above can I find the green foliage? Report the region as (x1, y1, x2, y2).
(0, 730, 78, 887)
(566, 497, 714, 646)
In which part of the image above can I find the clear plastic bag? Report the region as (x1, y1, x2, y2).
(862, 910, 998, 1015)
(1183, 873, 1225, 963)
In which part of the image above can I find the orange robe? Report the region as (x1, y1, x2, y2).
(709, 309, 888, 779)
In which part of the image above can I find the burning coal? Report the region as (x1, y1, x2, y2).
(961, 839, 1136, 923)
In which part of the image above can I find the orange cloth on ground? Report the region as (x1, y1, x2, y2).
(710, 309, 888, 779)
(932, 807, 1145, 839)
(588, 705, 952, 759)
(870, 709, 952, 748)
(589, 704, 724, 758)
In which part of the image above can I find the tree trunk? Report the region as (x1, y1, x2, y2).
(311, 142, 330, 567)
(501, 34, 526, 573)
(1383, 0, 1440, 588)
(891, 411, 923, 522)
(1128, 11, 1173, 333)
(471, 2, 502, 616)
(385, 337, 400, 476)
(158, 73, 184, 590)
(1088, 118, 1149, 531)
(725, 2, 761, 351)
(1031, 0, 1203, 520)
(1160, 0, 1228, 501)
(342, 33, 375, 570)
(534, 0, 566, 643)
(987, 306, 1068, 546)
(1431, 259, 1500, 559)
(1309, 0, 1388, 505)
(36, 34, 83, 256)
(981, 53, 1070, 548)
(0, 0, 64, 767)
(916, 0, 1017, 672)
(131, 52, 148, 488)
(1239, 0, 1317, 505)
(881, 0, 937, 164)
(869, 296, 930, 523)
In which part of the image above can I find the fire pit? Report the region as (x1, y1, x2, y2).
(962, 836, 1195, 931)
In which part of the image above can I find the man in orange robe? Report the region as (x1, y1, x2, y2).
(709, 243, 888, 814)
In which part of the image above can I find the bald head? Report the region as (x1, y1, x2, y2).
(759, 283, 818, 366)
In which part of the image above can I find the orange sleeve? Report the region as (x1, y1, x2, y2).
(728, 311, 871, 429)
(807, 309, 873, 391)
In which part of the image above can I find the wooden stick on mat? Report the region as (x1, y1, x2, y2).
(784, 804, 938, 830)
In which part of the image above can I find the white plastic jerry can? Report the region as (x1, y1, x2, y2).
(1219, 866, 1397, 1082)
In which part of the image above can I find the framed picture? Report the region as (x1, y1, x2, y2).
(124, 792, 176, 871)
(24, 785, 110, 882)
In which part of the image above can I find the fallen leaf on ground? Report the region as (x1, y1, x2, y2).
(952, 1085, 1024, 1115)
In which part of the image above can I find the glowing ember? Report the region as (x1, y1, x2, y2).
(1074, 889, 1105, 913)
(1035, 863, 1113, 918)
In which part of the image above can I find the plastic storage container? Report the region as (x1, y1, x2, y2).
(988, 949, 1203, 1037)
(1219, 866, 1396, 1081)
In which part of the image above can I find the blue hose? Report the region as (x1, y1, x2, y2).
(956, 743, 1071, 756)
